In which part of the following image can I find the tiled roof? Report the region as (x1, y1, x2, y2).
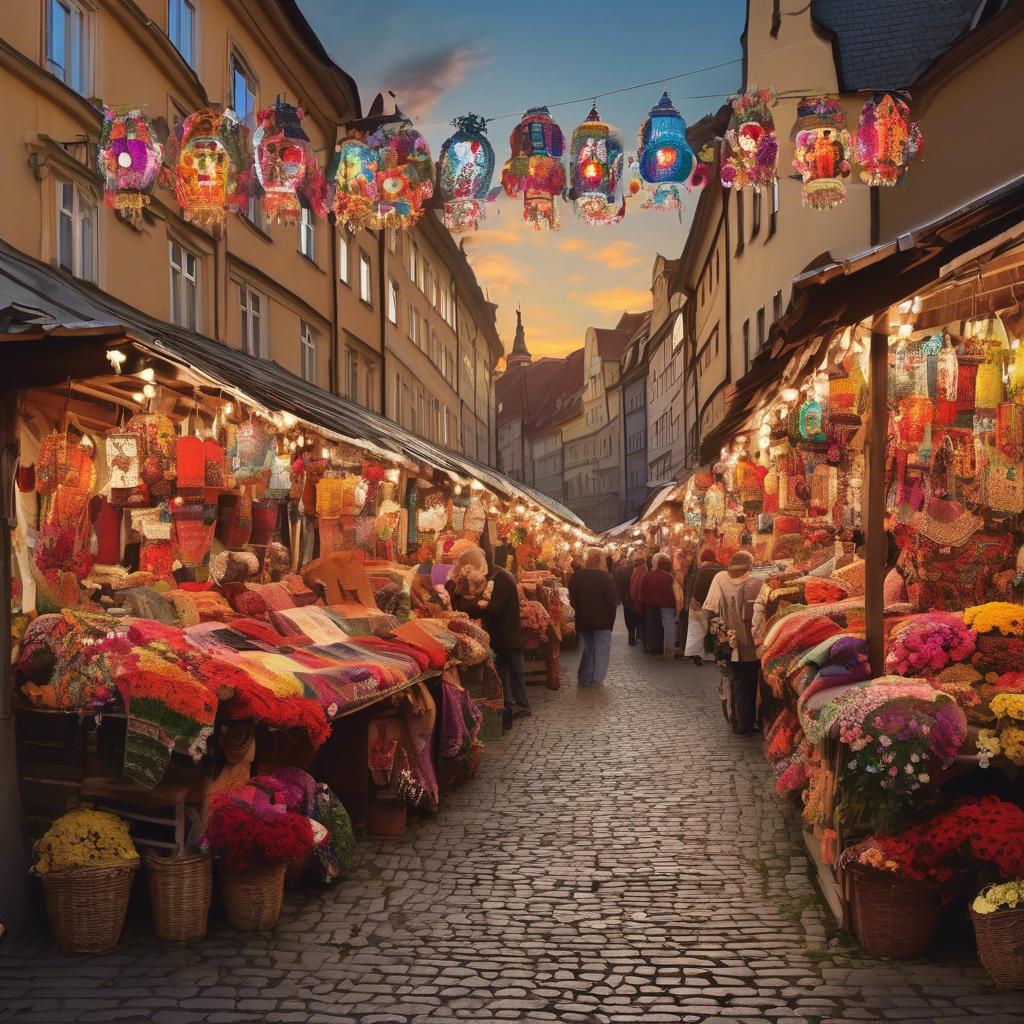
(593, 327, 632, 362)
(495, 357, 562, 425)
(615, 310, 650, 336)
(812, 0, 979, 91)
(530, 348, 585, 434)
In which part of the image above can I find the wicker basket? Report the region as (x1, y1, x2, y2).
(847, 865, 942, 959)
(41, 858, 139, 954)
(972, 906, 1024, 989)
(220, 862, 286, 931)
(146, 852, 212, 943)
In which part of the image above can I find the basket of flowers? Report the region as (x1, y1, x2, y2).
(972, 881, 1024, 988)
(205, 791, 313, 931)
(32, 809, 139, 953)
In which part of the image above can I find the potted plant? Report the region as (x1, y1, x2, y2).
(205, 795, 313, 931)
(972, 881, 1024, 988)
(32, 808, 139, 954)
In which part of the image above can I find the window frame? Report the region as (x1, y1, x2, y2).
(751, 188, 762, 239)
(299, 319, 317, 384)
(358, 251, 372, 306)
(768, 179, 780, 238)
(167, 0, 196, 68)
(238, 280, 266, 358)
(756, 306, 766, 352)
(734, 189, 745, 255)
(45, 0, 92, 96)
(338, 233, 350, 284)
(55, 177, 97, 283)
(168, 238, 200, 331)
(387, 277, 398, 325)
(298, 206, 315, 262)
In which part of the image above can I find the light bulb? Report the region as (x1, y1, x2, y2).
(224, 403, 233, 416)
(759, 437, 771, 450)
(80, 435, 94, 449)
(132, 391, 145, 403)
(321, 447, 330, 459)
(139, 367, 155, 383)
(142, 383, 156, 399)
(655, 145, 677, 168)
(781, 387, 799, 403)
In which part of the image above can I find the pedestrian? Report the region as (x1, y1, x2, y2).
(627, 553, 647, 649)
(446, 546, 530, 728)
(702, 550, 762, 736)
(613, 554, 639, 645)
(638, 552, 677, 659)
(684, 549, 725, 665)
(569, 547, 618, 686)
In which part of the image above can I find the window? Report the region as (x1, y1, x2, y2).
(298, 206, 315, 260)
(408, 242, 417, 281)
(167, 0, 195, 67)
(407, 303, 417, 345)
(56, 179, 96, 282)
(743, 319, 750, 372)
(231, 55, 258, 221)
(46, 0, 90, 95)
(751, 189, 762, 239)
(338, 234, 350, 283)
(346, 349, 358, 400)
(359, 252, 372, 304)
(773, 289, 783, 324)
(299, 320, 316, 383)
(365, 366, 375, 410)
(430, 274, 438, 309)
(757, 306, 766, 352)
(239, 283, 264, 357)
(735, 190, 744, 255)
(169, 240, 198, 330)
(388, 229, 398, 255)
(769, 179, 779, 237)
(387, 278, 398, 324)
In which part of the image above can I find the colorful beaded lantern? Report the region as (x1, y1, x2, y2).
(720, 88, 778, 192)
(173, 109, 253, 226)
(569, 106, 625, 225)
(790, 95, 851, 210)
(634, 91, 694, 214)
(98, 108, 163, 226)
(856, 93, 923, 187)
(437, 114, 495, 234)
(501, 107, 566, 231)
(253, 100, 327, 224)
(330, 136, 379, 230)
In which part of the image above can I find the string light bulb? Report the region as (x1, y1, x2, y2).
(106, 349, 127, 373)
(142, 383, 156, 399)
(132, 391, 144, 403)
(780, 387, 799, 403)
(138, 367, 155, 383)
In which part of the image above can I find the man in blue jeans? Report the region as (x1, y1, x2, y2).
(568, 547, 618, 686)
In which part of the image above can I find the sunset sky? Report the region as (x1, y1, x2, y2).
(302, 1, 746, 358)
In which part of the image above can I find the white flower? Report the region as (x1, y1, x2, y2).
(918, 773, 930, 784)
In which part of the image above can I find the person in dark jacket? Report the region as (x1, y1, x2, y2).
(569, 547, 618, 686)
(612, 556, 640, 645)
(446, 546, 529, 725)
(684, 550, 726, 664)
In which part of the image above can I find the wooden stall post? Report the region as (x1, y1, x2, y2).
(865, 329, 889, 677)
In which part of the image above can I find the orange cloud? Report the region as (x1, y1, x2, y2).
(465, 251, 533, 296)
(588, 240, 641, 270)
(567, 273, 584, 283)
(583, 286, 654, 313)
(557, 239, 588, 252)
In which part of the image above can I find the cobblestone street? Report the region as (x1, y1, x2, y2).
(3, 634, 1024, 1024)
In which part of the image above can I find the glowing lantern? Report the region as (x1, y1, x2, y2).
(98, 108, 163, 226)
(173, 109, 253, 226)
(569, 106, 625, 225)
(436, 113, 495, 234)
(330, 98, 433, 230)
(856, 93, 923, 187)
(720, 87, 778, 191)
(501, 106, 566, 231)
(790, 95, 852, 210)
(635, 91, 694, 215)
(253, 100, 326, 224)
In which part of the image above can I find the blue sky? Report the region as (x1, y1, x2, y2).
(301, 0, 747, 357)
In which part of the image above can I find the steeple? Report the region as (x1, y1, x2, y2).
(507, 305, 532, 370)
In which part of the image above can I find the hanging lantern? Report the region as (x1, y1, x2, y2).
(253, 100, 326, 224)
(790, 95, 852, 210)
(501, 106, 566, 231)
(569, 106, 625, 225)
(98, 108, 163, 226)
(330, 104, 433, 231)
(720, 88, 778, 191)
(173, 109, 253, 226)
(634, 91, 694, 216)
(436, 114, 495, 234)
(856, 93, 923, 187)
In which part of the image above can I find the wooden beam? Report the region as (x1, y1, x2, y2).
(865, 330, 889, 677)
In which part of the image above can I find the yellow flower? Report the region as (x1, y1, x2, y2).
(1000, 725, 1024, 765)
(991, 693, 1024, 722)
(964, 602, 1024, 637)
(974, 881, 1024, 914)
(977, 729, 1002, 756)
(32, 809, 136, 874)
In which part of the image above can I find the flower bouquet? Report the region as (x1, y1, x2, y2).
(32, 809, 139, 953)
(885, 612, 976, 677)
(708, 615, 736, 668)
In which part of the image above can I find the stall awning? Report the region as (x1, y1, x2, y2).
(639, 483, 679, 523)
(0, 241, 584, 527)
(700, 173, 1024, 464)
(603, 517, 637, 538)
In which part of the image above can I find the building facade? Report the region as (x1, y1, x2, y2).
(619, 317, 651, 520)
(529, 347, 584, 504)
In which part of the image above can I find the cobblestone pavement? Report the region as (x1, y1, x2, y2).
(4, 634, 1024, 1024)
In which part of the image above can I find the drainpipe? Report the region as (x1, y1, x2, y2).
(378, 230, 387, 415)
(329, 214, 339, 396)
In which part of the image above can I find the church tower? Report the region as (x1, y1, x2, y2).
(506, 306, 532, 371)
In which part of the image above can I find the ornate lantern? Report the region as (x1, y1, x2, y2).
(720, 88, 778, 191)
(856, 93, 923, 187)
(501, 106, 566, 231)
(437, 114, 495, 234)
(173, 109, 253, 226)
(98, 108, 163, 226)
(253, 100, 326, 224)
(634, 91, 694, 215)
(329, 136, 380, 230)
(790, 95, 852, 210)
(569, 106, 625, 225)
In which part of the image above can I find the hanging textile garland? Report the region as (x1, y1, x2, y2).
(436, 114, 496, 234)
(856, 93, 923, 187)
(720, 87, 778, 192)
(633, 91, 694, 216)
(253, 100, 327, 225)
(173, 109, 254, 226)
(569, 106, 625, 225)
(501, 106, 566, 231)
(790, 95, 852, 210)
(98, 108, 164, 227)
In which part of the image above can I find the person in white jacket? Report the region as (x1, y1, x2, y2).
(703, 551, 763, 735)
